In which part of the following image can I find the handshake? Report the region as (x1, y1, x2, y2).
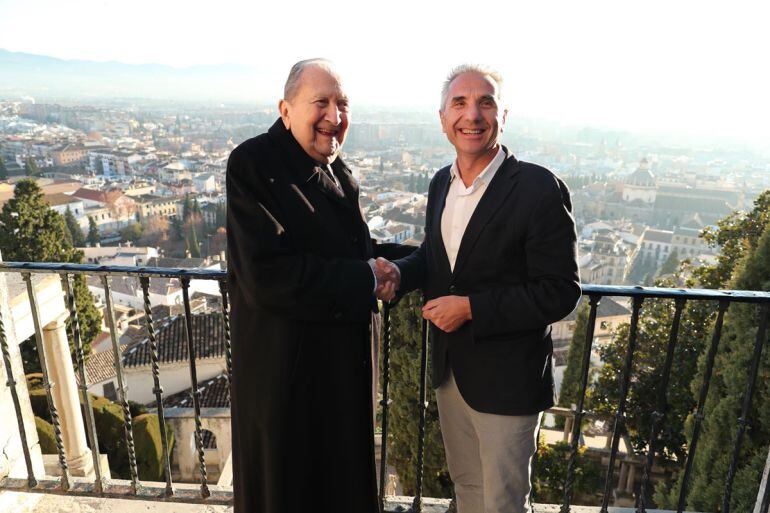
(370, 257, 401, 302)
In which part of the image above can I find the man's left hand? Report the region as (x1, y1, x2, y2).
(422, 295, 472, 333)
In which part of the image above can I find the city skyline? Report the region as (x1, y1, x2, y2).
(1, 0, 770, 145)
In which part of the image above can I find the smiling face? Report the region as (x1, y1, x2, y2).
(440, 71, 507, 161)
(278, 65, 349, 164)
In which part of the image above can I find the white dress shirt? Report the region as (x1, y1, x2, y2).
(441, 146, 506, 272)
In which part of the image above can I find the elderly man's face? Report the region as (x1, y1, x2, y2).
(440, 71, 506, 160)
(279, 66, 349, 164)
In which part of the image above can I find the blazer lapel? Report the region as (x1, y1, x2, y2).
(432, 169, 453, 278)
(451, 153, 520, 279)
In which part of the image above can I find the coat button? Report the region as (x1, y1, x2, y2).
(449, 285, 457, 294)
(333, 311, 343, 320)
(351, 235, 359, 244)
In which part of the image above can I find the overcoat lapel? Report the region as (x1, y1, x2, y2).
(451, 154, 521, 279)
(333, 161, 364, 215)
(267, 120, 360, 236)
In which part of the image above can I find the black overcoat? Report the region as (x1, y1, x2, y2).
(226, 119, 413, 513)
(395, 148, 581, 415)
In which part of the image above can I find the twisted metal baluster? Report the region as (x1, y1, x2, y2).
(101, 274, 140, 494)
(22, 272, 69, 490)
(600, 296, 643, 513)
(637, 297, 686, 512)
(181, 278, 210, 498)
(722, 303, 770, 512)
(561, 294, 601, 513)
(0, 300, 37, 488)
(218, 280, 233, 397)
(677, 300, 729, 513)
(60, 273, 103, 492)
(412, 315, 429, 513)
(140, 277, 173, 496)
(378, 302, 393, 512)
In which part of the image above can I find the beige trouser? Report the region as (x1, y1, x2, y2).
(436, 370, 542, 513)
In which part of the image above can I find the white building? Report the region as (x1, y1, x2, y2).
(192, 173, 217, 193)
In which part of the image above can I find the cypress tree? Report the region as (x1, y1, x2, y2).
(64, 206, 86, 246)
(0, 180, 101, 370)
(24, 157, 40, 177)
(87, 216, 100, 246)
(558, 302, 590, 411)
(386, 291, 452, 498)
(666, 222, 770, 512)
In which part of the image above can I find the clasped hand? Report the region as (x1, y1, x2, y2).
(372, 258, 471, 332)
(372, 257, 401, 302)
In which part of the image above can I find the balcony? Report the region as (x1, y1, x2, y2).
(0, 262, 769, 513)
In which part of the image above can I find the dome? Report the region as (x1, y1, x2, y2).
(625, 159, 656, 187)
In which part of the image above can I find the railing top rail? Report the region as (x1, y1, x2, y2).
(1, 262, 769, 303)
(581, 284, 770, 303)
(0, 262, 227, 280)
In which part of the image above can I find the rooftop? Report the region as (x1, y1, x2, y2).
(122, 313, 227, 368)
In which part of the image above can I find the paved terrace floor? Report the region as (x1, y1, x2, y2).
(0, 491, 705, 513)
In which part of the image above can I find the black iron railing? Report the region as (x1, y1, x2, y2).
(0, 263, 768, 512)
(378, 285, 770, 513)
(0, 262, 231, 505)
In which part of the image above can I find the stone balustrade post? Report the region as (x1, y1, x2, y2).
(42, 312, 93, 478)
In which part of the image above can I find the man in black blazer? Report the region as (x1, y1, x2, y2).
(378, 65, 581, 512)
(226, 59, 412, 513)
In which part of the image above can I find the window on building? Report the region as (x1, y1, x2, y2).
(103, 382, 117, 401)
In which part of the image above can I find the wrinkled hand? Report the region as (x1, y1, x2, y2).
(422, 295, 472, 332)
(373, 257, 401, 302)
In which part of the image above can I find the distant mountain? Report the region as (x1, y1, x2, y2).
(0, 49, 276, 103)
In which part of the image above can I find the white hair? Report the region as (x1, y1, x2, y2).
(440, 63, 504, 111)
(283, 58, 337, 101)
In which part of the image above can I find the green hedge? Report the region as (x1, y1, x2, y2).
(28, 385, 174, 481)
(133, 413, 175, 481)
(35, 416, 57, 454)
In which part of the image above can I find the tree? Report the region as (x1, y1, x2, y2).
(533, 437, 602, 505)
(0, 180, 101, 371)
(585, 191, 770, 510)
(591, 283, 713, 462)
(215, 202, 226, 230)
(658, 249, 679, 277)
(558, 302, 591, 411)
(186, 218, 201, 258)
(24, 157, 40, 177)
(87, 216, 100, 246)
(387, 292, 452, 498)
(140, 216, 169, 246)
(170, 216, 184, 241)
(120, 222, 143, 244)
(182, 194, 193, 223)
(183, 196, 203, 258)
(0, 155, 7, 180)
(64, 206, 85, 247)
(656, 204, 770, 512)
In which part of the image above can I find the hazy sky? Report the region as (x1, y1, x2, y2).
(1, 0, 769, 142)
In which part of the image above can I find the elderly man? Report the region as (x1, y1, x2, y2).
(226, 58, 412, 513)
(377, 65, 581, 512)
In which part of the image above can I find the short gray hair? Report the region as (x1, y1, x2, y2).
(283, 58, 336, 101)
(440, 64, 504, 111)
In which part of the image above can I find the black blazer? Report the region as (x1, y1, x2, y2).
(395, 147, 581, 415)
